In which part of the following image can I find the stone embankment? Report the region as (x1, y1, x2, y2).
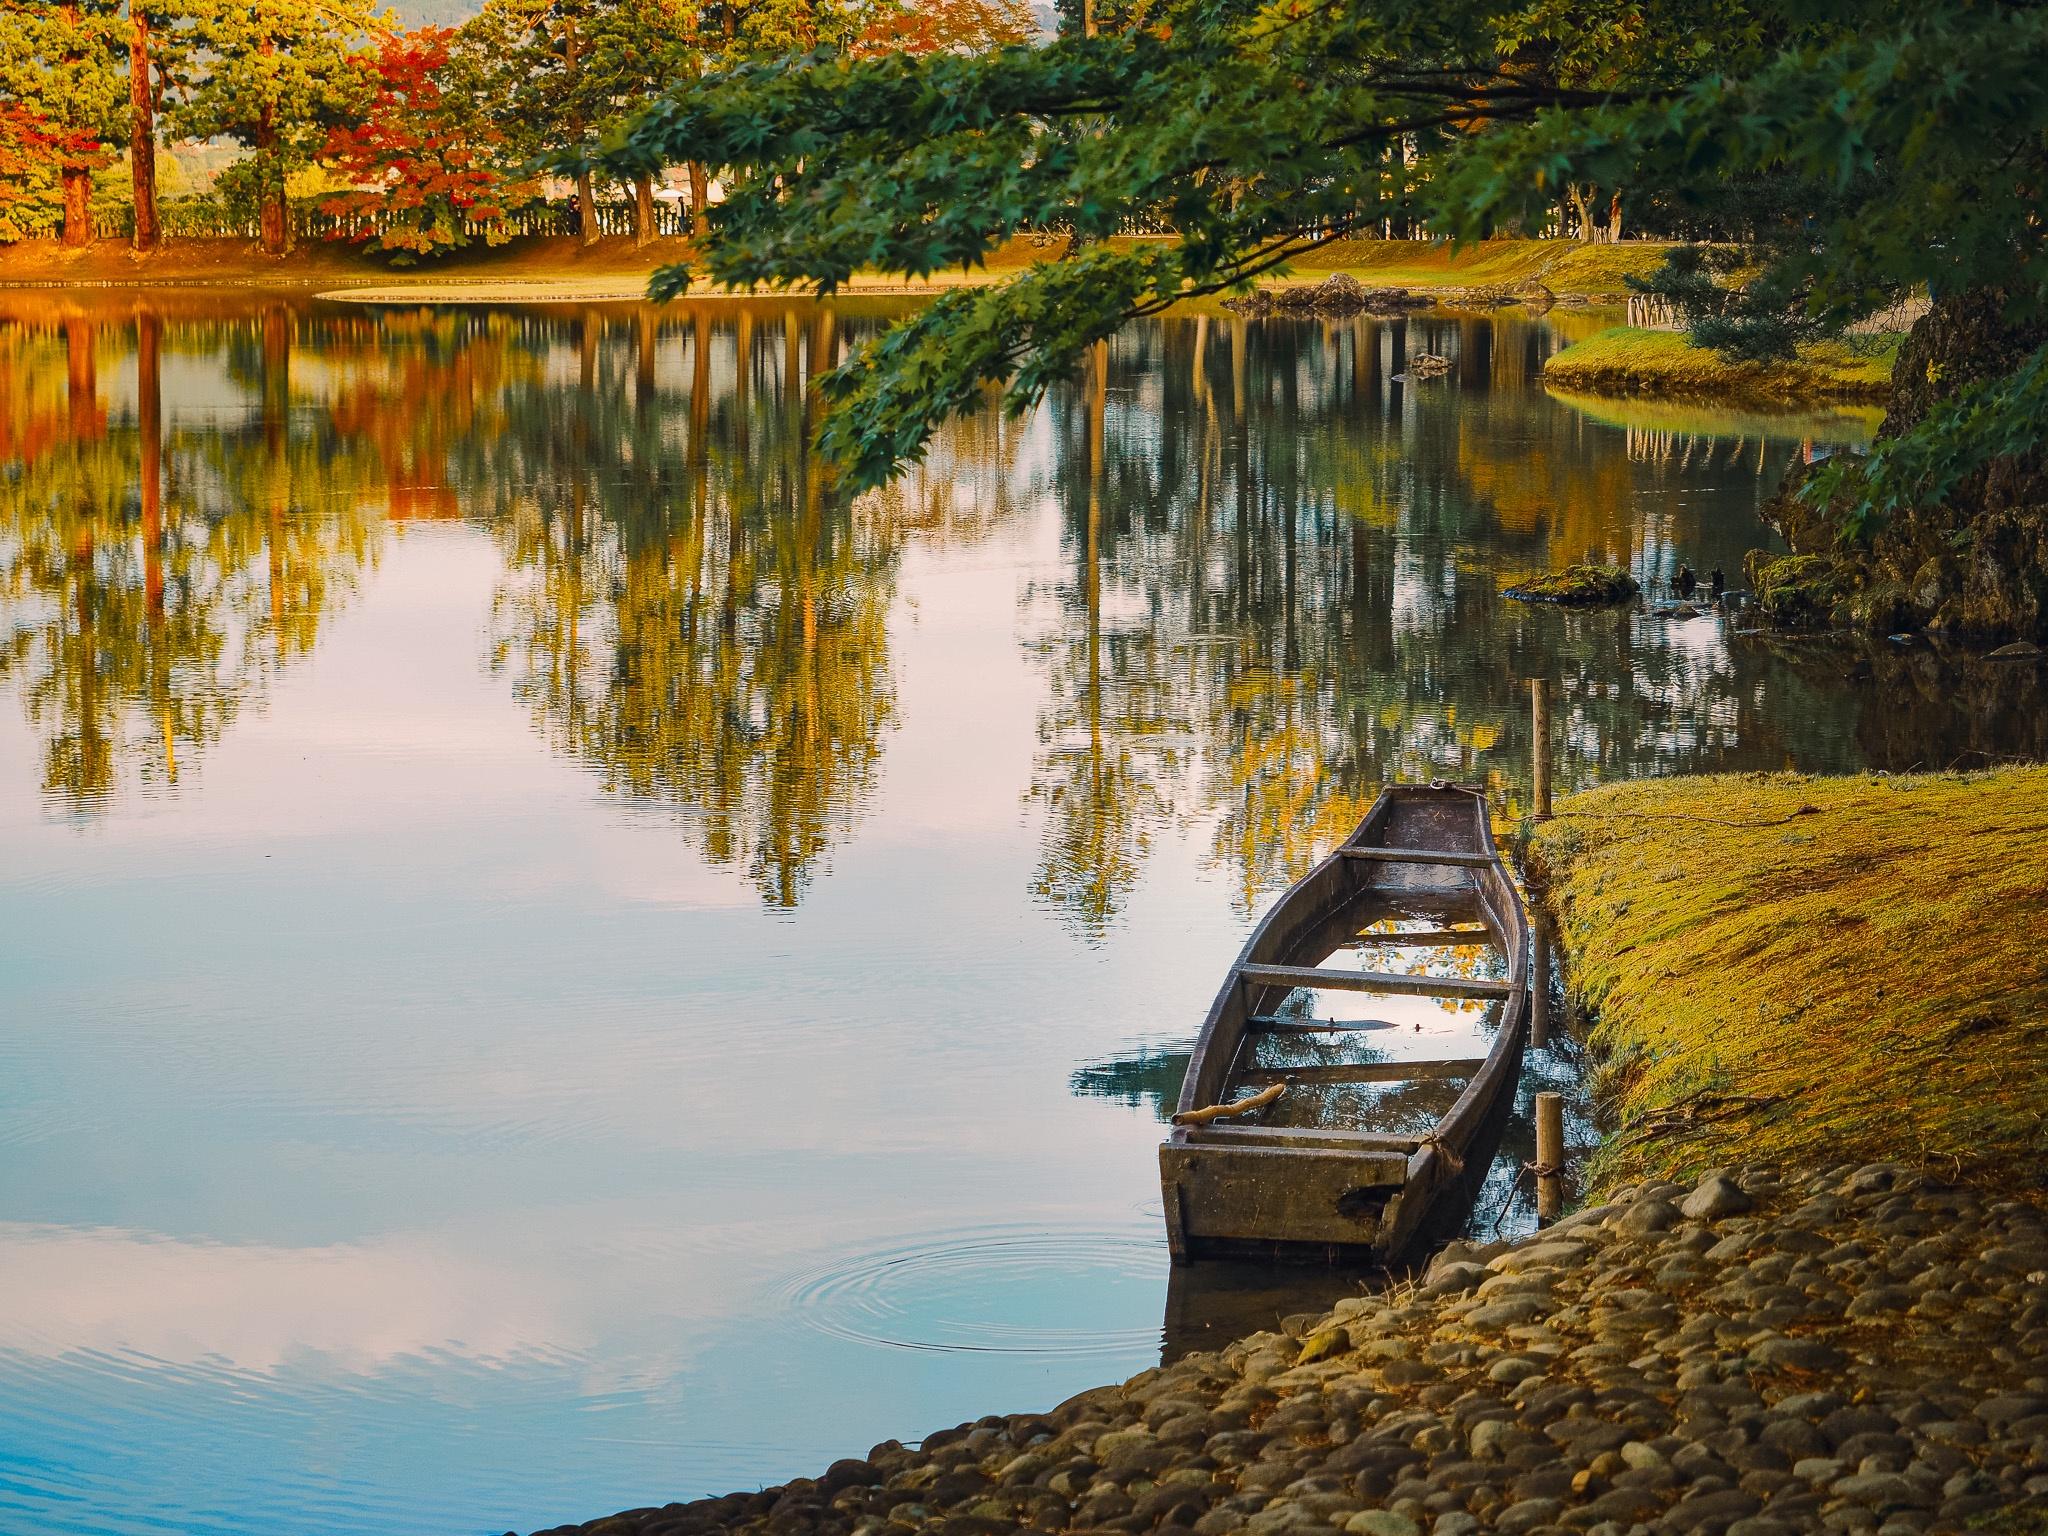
(531, 1162, 2048, 1536)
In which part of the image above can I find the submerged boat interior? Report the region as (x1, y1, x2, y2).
(1161, 786, 1530, 1263)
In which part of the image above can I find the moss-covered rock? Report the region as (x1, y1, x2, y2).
(1502, 563, 1640, 605)
(1756, 288, 2048, 644)
(1743, 551, 1854, 627)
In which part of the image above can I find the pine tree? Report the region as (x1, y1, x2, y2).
(170, 0, 381, 254)
(581, 0, 700, 243)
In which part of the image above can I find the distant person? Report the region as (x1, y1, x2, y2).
(1710, 567, 1726, 601)
(1674, 564, 1697, 598)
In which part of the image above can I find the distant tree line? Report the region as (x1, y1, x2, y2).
(0, 0, 1037, 262)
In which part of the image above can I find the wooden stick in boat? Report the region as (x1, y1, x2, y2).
(1173, 1081, 1286, 1125)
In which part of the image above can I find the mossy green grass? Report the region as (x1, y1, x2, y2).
(1531, 768, 2048, 1195)
(1543, 326, 1900, 404)
(1289, 239, 1677, 297)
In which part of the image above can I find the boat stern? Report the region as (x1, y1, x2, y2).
(1159, 1138, 1412, 1262)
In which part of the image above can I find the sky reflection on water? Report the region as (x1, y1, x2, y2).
(0, 292, 2039, 1535)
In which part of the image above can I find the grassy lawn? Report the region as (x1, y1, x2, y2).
(1, 232, 1672, 298)
(1542, 325, 1899, 403)
(1530, 768, 2048, 1195)
(1290, 237, 1675, 296)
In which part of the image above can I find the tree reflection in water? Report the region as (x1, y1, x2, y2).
(482, 307, 905, 907)
(0, 302, 380, 809)
(2, 294, 2037, 899)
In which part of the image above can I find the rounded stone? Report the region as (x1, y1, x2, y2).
(1617, 1199, 1682, 1236)
(1343, 1513, 1422, 1536)
(1682, 1176, 1755, 1222)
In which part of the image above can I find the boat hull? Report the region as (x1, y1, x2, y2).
(1160, 784, 1530, 1266)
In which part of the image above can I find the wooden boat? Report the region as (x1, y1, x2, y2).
(1160, 783, 1530, 1264)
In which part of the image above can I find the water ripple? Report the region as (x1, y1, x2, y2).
(775, 1224, 1166, 1359)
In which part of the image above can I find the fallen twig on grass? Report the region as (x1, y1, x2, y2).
(1614, 1089, 1787, 1146)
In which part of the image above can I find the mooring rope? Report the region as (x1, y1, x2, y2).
(1417, 1131, 1466, 1175)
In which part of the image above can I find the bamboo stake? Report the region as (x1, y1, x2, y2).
(1534, 1091, 1564, 1223)
(1531, 678, 1553, 821)
(1174, 1082, 1286, 1125)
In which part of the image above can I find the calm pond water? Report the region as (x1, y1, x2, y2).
(1, 292, 2038, 1536)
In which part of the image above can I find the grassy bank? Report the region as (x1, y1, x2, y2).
(1531, 767, 2048, 1194)
(1542, 325, 1898, 403)
(0, 232, 1672, 298)
(1290, 237, 1674, 296)
(0, 233, 704, 287)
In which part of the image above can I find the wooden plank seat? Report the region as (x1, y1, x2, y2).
(1236, 1057, 1488, 1085)
(1356, 928, 1496, 947)
(1339, 847, 1494, 868)
(1237, 962, 1513, 1001)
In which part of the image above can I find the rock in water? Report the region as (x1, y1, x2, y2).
(1502, 564, 1642, 606)
(1985, 640, 2045, 659)
(1445, 285, 1515, 310)
(1362, 287, 1431, 315)
(1310, 273, 1368, 313)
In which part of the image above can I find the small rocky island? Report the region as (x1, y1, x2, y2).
(1503, 567, 1642, 606)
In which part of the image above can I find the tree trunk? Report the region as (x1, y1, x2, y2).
(634, 171, 656, 246)
(566, 17, 598, 247)
(688, 162, 709, 239)
(635, 309, 656, 414)
(257, 39, 287, 256)
(130, 7, 159, 250)
(1757, 289, 2048, 640)
(65, 319, 97, 439)
(130, 4, 159, 252)
(1566, 185, 1595, 243)
(61, 167, 94, 246)
(58, 2, 96, 248)
(263, 305, 290, 657)
(1607, 191, 1623, 243)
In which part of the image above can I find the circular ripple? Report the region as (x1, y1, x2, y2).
(777, 1224, 1168, 1358)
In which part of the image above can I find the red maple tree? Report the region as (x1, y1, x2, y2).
(0, 102, 106, 242)
(856, 0, 1039, 55)
(320, 27, 534, 264)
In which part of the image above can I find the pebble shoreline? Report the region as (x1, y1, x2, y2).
(527, 1162, 2048, 1536)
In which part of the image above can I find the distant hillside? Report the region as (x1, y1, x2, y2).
(388, 0, 484, 24)
(386, 0, 1060, 31)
